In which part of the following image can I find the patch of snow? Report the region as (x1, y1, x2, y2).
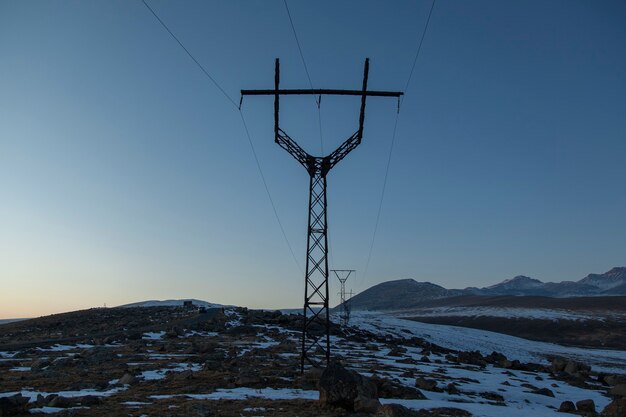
(150, 387, 319, 401)
(36, 344, 94, 352)
(0, 387, 127, 403)
(10, 367, 31, 372)
(146, 353, 195, 360)
(183, 330, 219, 338)
(139, 362, 202, 380)
(142, 331, 166, 340)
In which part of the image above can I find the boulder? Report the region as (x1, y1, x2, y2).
(376, 403, 421, 417)
(558, 401, 576, 413)
(551, 357, 568, 373)
(446, 383, 460, 395)
(604, 374, 626, 387)
(0, 394, 29, 416)
(77, 396, 101, 406)
(564, 360, 591, 378)
(48, 395, 72, 408)
(387, 346, 407, 357)
(601, 398, 626, 417)
(610, 384, 626, 398)
(236, 370, 262, 386)
(118, 373, 136, 385)
(576, 399, 596, 413)
(532, 388, 555, 397)
(30, 358, 50, 371)
(318, 361, 380, 412)
(372, 377, 425, 400)
(457, 350, 487, 367)
(415, 377, 439, 392)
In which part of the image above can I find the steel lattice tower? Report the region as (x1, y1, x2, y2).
(241, 59, 402, 371)
(332, 269, 354, 326)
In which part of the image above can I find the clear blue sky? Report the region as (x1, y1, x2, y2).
(1, 0, 625, 317)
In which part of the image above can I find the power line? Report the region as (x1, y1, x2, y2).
(141, 0, 238, 108)
(404, 0, 437, 95)
(282, 0, 332, 268)
(283, 0, 315, 94)
(238, 111, 303, 273)
(282, 0, 324, 154)
(362, 0, 437, 285)
(140, 0, 302, 273)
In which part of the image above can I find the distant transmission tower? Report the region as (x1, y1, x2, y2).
(332, 269, 354, 327)
(241, 58, 402, 372)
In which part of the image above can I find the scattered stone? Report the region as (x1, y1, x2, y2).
(415, 377, 439, 392)
(30, 358, 50, 371)
(187, 402, 214, 417)
(446, 383, 460, 395)
(601, 397, 626, 417)
(609, 384, 626, 398)
(77, 395, 101, 406)
(558, 401, 576, 413)
(576, 399, 596, 413)
(376, 403, 421, 417)
(373, 377, 426, 400)
(236, 370, 262, 386)
(0, 394, 29, 416)
(604, 374, 626, 387)
(318, 361, 380, 412)
(480, 392, 505, 402)
(551, 357, 567, 373)
(457, 350, 487, 367)
(118, 373, 136, 385)
(387, 346, 407, 357)
(532, 388, 555, 397)
(48, 395, 72, 408)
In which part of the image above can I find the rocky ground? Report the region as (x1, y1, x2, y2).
(1, 306, 625, 416)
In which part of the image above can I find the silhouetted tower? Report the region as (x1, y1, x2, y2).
(332, 269, 354, 326)
(241, 58, 402, 371)
(345, 289, 354, 325)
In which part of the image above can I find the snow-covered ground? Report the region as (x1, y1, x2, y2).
(350, 311, 626, 374)
(393, 306, 625, 321)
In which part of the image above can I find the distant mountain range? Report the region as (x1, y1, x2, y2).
(347, 267, 626, 311)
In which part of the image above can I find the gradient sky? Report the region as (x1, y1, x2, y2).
(1, 0, 625, 318)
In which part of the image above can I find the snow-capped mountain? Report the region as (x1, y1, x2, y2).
(578, 267, 626, 291)
(468, 267, 626, 297)
(345, 267, 626, 311)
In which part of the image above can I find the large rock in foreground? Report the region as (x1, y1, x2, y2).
(0, 394, 29, 416)
(318, 361, 381, 412)
(602, 398, 626, 417)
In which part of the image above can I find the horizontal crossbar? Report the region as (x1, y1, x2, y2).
(241, 88, 402, 97)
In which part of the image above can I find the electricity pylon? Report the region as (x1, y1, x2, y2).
(332, 269, 354, 326)
(241, 58, 402, 371)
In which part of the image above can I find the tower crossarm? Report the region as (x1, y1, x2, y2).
(276, 128, 311, 169)
(326, 130, 361, 171)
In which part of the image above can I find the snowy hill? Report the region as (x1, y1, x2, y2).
(345, 279, 464, 311)
(117, 299, 223, 309)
